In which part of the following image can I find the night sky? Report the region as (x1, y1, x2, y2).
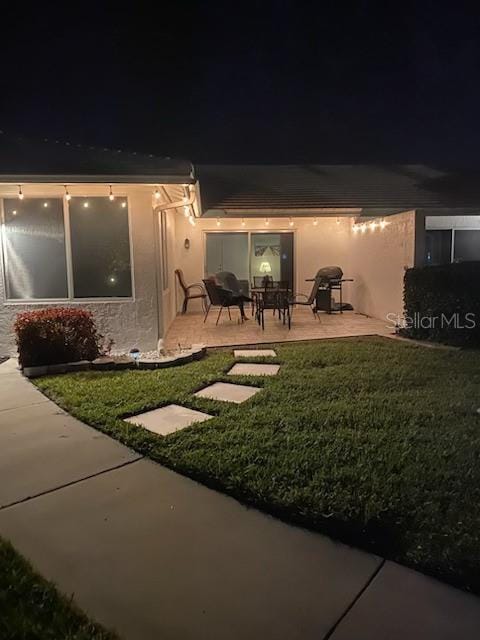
(1, 2, 479, 165)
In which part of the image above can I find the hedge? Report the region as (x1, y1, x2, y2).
(402, 262, 480, 346)
(14, 308, 104, 367)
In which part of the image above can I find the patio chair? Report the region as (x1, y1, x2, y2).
(202, 278, 239, 325)
(175, 269, 207, 314)
(289, 278, 321, 322)
(257, 280, 291, 329)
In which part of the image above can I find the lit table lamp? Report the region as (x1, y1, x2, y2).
(259, 261, 272, 273)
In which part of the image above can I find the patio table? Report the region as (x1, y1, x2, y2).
(251, 286, 291, 329)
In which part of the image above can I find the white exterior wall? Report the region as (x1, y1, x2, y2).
(349, 210, 416, 321)
(0, 184, 161, 355)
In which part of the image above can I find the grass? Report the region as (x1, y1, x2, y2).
(0, 537, 117, 640)
(35, 336, 480, 593)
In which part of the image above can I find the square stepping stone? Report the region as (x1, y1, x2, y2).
(125, 404, 212, 436)
(228, 363, 280, 376)
(194, 382, 261, 404)
(234, 349, 277, 358)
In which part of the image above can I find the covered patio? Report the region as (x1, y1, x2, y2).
(164, 308, 390, 349)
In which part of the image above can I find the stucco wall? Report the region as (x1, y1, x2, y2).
(0, 185, 160, 355)
(349, 210, 416, 322)
(173, 215, 354, 312)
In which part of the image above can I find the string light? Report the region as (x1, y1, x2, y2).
(109, 185, 115, 201)
(241, 218, 246, 227)
(18, 185, 24, 200)
(43, 202, 49, 208)
(265, 218, 269, 226)
(361, 223, 367, 233)
(216, 217, 221, 227)
(370, 221, 377, 231)
(289, 217, 294, 227)
(313, 217, 318, 226)
(83, 201, 89, 208)
(121, 201, 127, 208)
(64, 185, 71, 201)
(380, 218, 387, 230)
(336, 217, 341, 225)
(154, 187, 161, 200)
(352, 223, 358, 233)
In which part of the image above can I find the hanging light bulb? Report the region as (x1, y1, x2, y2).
(121, 201, 127, 208)
(83, 201, 89, 208)
(241, 218, 246, 227)
(183, 205, 190, 218)
(109, 185, 115, 201)
(154, 187, 161, 200)
(336, 217, 341, 225)
(265, 218, 269, 226)
(313, 217, 318, 226)
(43, 201, 49, 208)
(18, 185, 24, 200)
(216, 217, 221, 227)
(64, 185, 71, 201)
(380, 218, 387, 230)
(289, 217, 294, 227)
(352, 223, 359, 233)
(361, 223, 367, 233)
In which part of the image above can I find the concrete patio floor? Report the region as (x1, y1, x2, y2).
(1, 359, 480, 639)
(164, 308, 391, 349)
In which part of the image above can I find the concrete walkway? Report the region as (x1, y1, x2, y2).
(0, 359, 479, 639)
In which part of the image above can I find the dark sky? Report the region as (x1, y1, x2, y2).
(1, 2, 479, 165)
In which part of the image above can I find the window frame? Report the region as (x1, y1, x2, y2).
(1, 194, 135, 304)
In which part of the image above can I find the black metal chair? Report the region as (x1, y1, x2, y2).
(175, 269, 207, 314)
(202, 279, 239, 325)
(257, 280, 291, 329)
(289, 278, 322, 322)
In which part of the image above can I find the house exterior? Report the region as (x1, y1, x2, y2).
(1, 131, 480, 355)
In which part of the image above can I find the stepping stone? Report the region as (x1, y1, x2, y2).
(228, 363, 280, 376)
(194, 382, 261, 404)
(234, 349, 277, 358)
(125, 404, 212, 436)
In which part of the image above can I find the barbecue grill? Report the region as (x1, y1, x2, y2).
(306, 266, 353, 313)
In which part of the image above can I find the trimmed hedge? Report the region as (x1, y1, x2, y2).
(403, 262, 480, 346)
(14, 307, 103, 367)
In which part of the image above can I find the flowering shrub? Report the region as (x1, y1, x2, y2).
(14, 308, 104, 367)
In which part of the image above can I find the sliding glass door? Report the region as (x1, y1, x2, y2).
(205, 230, 294, 291)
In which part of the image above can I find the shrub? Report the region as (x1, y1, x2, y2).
(402, 262, 480, 346)
(14, 308, 104, 367)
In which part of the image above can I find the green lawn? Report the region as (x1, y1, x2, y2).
(0, 538, 117, 640)
(35, 337, 480, 593)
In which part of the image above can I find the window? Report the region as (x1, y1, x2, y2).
(69, 197, 132, 298)
(453, 230, 480, 262)
(1, 195, 133, 301)
(425, 230, 452, 265)
(2, 198, 68, 299)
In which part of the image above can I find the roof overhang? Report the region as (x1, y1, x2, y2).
(202, 207, 363, 218)
(0, 174, 195, 185)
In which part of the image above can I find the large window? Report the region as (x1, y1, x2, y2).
(2, 198, 68, 299)
(69, 197, 132, 298)
(1, 195, 133, 301)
